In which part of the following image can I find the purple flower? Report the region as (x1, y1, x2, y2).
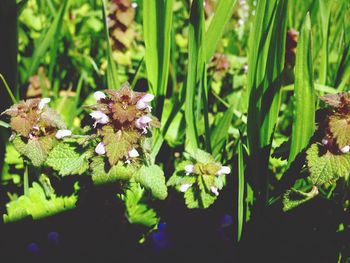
(211, 186, 219, 196)
(135, 115, 152, 134)
(128, 148, 139, 158)
(340, 145, 350, 153)
(136, 93, 154, 111)
(216, 166, 230, 175)
(179, 183, 192, 192)
(93, 91, 106, 101)
(38, 98, 51, 110)
(55, 129, 72, 139)
(95, 142, 106, 155)
(90, 111, 109, 127)
(184, 164, 194, 175)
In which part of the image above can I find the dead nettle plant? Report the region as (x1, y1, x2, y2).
(0, 82, 169, 226)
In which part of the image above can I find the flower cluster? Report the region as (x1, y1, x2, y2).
(87, 83, 159, 166)
(167, 149, 230, 208)
(181, 162, 230, 196)
(1, 98, 68, 140)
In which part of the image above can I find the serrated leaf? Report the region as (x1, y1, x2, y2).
(90, 156, 134, 185)
(40, 107, 66, 129)
(190, 148, 214, 164)
(101, 126, 139, 165)
(283, 187, 318, 212)
(134, 165, 167, 200)
(307, 144, 350, 186)
(167, 172, 196, 187)
(13, 136, 54, 167)
(329, 114, 350, 148)
(46, 143, 90, 176)
(198, 175, 217, 208)
(4, 182, 77, 223)
(122, 181, 159, 227)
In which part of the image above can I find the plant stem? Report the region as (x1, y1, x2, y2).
(0, 74, 17, 104)
(23, 161, 29, 197)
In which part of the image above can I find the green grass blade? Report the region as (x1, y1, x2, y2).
(237, 140, 245, 242)
(0, 120, 10, 129)
(318, 0, 331, 85)
(28, 0, 69, 79)
(143, 0, 173, 118)
(205, 0, 237, 62)
(246, 0, 288, 204)
(202, 65, 211, 153)
(288, 14, 315, 164)
(102, 0, 119, 89)
(185, 0, 205, 152)
(211, 107, 234, 157)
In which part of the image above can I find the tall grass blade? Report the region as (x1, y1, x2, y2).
(288, 14, 315, 164)
(205, 0, 237, 62)
(28, 0, 68, 79)
(211, 107, 234, 157)
(318, 0, 331, 85)
(143, 0, 173, 117)
(246, 0, 288, 202)
(237, 140, 245, 242)
(185, 0, 205, 152)
(102, 0, 119, 89)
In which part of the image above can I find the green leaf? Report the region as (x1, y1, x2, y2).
(90, 156, 134, 185)
(283, 187, 318, 212)
(288, 13, 315, 164)
(134, 165, 168, 200)
(329, 114, 350, 148)
(46, 143, 90, 176)
(101, 126, 139, 166)
(13, 136, 54, 167)
(205, 0, 237, 62)
(184, 187, 201, 209)
(184, 180, 216, 209)
(122, 181, 159, 227)
(307, 143, 350, 186)
(4, 182, 77, 223)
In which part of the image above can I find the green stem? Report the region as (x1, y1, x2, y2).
(0, 73, 17, 104)
(23, 161, 29, 197)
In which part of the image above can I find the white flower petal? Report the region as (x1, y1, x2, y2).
(211, 186, 219, 196)
(217, 166, 231, 175)
(340, 145, 350, 153)
(136, 100, 147, 110)
(139, 115, 152, 124)
(95, 142, 106, 155)
(94, 91, 106, 101)
(55, 129, 72, 139)
(90, 111, 109, 127)
(179, 184, 192, 192)
(128, 148, 139, 158)
(141, 93, 155, 103)
(39, 98, 51, 110)
(184, 164, 194, 175)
